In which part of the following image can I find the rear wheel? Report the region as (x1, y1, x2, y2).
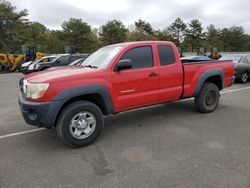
(240, 72, 249, 83)
(194, 83, 220, 113)
(56, 101, 104, 147)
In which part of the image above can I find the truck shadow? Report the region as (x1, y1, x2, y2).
(24, 98, 231, 151)
(99, 99, 203, 141)
(104, 99, 196, 129)
(23, 99, 197, 149)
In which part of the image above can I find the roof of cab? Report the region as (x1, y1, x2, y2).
(107, 41, 174, 48)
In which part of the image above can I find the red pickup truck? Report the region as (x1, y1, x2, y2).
(19, 41, 235, 147)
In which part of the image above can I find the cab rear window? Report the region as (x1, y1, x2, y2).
(157, 45, 175, 66)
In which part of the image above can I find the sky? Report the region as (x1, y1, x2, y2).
(8, 0, 250, 33)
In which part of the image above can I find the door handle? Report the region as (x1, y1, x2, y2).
(148, 72, 158, 77)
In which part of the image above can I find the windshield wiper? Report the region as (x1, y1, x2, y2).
(82, 64, 98, 69)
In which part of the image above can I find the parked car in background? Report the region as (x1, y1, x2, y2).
(21, 55, 56, 74)
(42, 57, 89, 72)
(220, 54, 250, 83)
(25, 54, 89, 74)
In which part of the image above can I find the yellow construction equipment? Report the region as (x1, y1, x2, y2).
(0, 52, 45, 72)
(0, 46, 45, 72)
(36, 52, 46, 60)
(0, 53, 25, 72)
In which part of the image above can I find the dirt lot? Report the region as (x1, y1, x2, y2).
(0, 73, 250, 188)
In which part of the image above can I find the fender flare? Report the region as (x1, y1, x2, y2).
(193, 69, 224, 97)
(46, 84, 114, 127)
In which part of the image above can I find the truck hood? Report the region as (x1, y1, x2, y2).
(25, 66, 101, 83)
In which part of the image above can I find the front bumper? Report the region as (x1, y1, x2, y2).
(18, 92, 64, 128)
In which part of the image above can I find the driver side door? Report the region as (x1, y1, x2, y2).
(111, 45, 159, 112)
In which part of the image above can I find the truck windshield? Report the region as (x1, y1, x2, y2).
(82, 46, 123, 68)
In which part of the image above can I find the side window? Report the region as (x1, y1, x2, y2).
(120, 46, 153, 69)
(246, 56, 250, 64)
(157, 45, 175, 66)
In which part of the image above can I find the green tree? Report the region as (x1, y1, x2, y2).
(168, 18, 187, 44)
(24, 22, 47, 52)
(129, 19, 155, 41)
(45, 30, 64, 54)
(61, 18, 98, 53)
(185, 19, 204, 52)
(244, 34, 250, 51)
(220, 26, 246, 51)
(99, 20, 128, 45)
(135, 19, 153, 35)
(153, 30, 173, 41)
(205, 24, 221, 51)
(2, 0, 250, 54)
(0, 0, 28, 52)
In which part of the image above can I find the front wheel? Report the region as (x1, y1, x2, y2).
(194, 83, 220, 113)
(56, 101, 104, 147)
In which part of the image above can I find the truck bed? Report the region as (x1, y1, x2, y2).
(182, 60, 234, 97)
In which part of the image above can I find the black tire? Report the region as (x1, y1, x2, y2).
(240, 72, 249, 83)
(56, 100, 104, 147)
(194, 83, 220, 113)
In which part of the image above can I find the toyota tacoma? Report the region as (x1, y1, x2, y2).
(19, 41, 235, 147)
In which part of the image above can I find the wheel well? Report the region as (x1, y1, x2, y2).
(54, 94, 107, 127)
(62, 93, 107, 113)
(205, 75, 223, 90)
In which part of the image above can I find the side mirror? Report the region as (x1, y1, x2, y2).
(115, 59, 132, 71)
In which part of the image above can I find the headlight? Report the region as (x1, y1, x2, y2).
(24, 82, 49, 99)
